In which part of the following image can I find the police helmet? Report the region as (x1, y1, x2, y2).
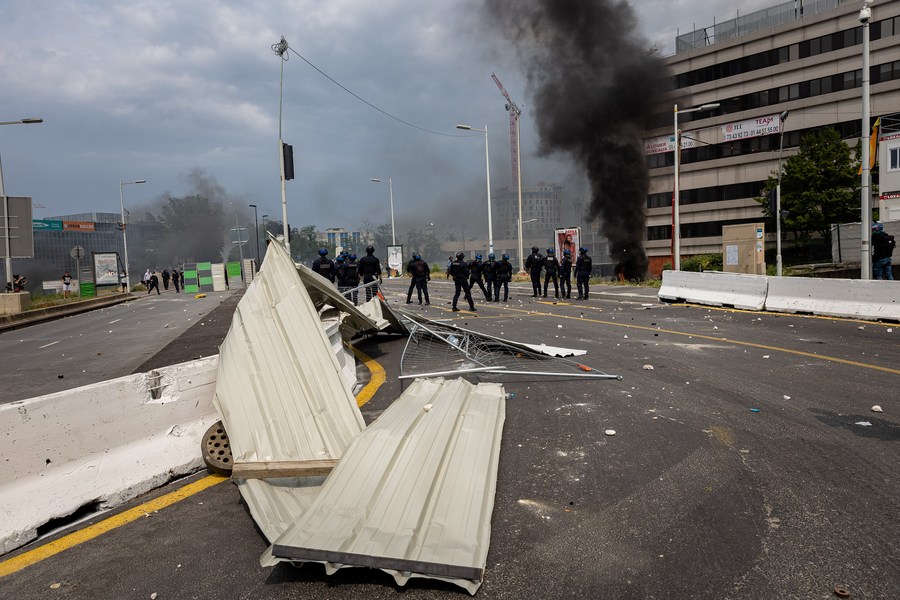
(547, 248, 555, 255)
(456, 252, 465, 260)
(488, 253, 496, 259)
(336, 255, 345, 262)
(349, 253, 357, 261)
(476, 254, 482, 260)
(501, 253, 510, 260)
(318, 247, 328, 256)
(579, 247, 588, 254)
(872, 222, 884, 232)
(413, 253, 421, 260)
(531, 246, 539, 253)
(366, 245, 375, 254)
(563, 249, 571, 255)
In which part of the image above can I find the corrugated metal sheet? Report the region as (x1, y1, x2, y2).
(295, 264, 379, 339)
(272, 377, 506, 595)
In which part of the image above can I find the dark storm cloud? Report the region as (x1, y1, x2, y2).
(482, 0, 671, 278)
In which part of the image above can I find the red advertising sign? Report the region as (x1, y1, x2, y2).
(63, 221, 96, 232)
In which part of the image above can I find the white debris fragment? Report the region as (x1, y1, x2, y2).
(762, 355, 770, 359)
(713, 326, 718, 330)
(50, 583, 61, 589)
(623, 335, 628, 339)
(871, 405, 883, 413)
(604, 429, 616, 436)
(783, 395, 791, 400)
(854, 421, 873, 427)
(888, 328, 893, 333)
(151, 593, 158, 600)
(423, 404, 433, 412)
(557, 324, 562, 328)
(642, 364, 654, 370)
(858, 326, 865, 330)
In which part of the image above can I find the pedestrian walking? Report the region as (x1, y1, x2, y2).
(147, 272, 161, 295)
(143, 269, 151, 289)
(162, 269, 171, 290)
(872, 222, 896, 280)
(62, 270, 73, 299)
(172, 268, 180, 293)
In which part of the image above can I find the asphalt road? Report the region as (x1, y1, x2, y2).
(0, 288, 239, 403)
(1, 277, 898, 599)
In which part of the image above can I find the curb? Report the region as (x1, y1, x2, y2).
(0, 293, 137, 333)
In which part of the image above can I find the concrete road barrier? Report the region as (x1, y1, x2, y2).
(658, 270, 768, 310)
(0, 356, 220, 554)
(765, 276, 900, 320)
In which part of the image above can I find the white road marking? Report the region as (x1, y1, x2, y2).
(38, 341, 60, 349)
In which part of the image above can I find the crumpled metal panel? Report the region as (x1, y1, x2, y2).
(357, 296, 409, 336)
(214, 240, 365, 466)
(295, 264, 379, 340)
(271, 377, 506, 595)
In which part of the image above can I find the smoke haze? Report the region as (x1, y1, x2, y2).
(483, 0, 671, 278)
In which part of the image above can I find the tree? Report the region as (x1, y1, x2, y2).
(290, 224, 319, 264)
(373, 223, 393, 251)
(757, 128, 860, 240)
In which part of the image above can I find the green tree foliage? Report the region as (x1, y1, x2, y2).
(290, 224, 319, 263)
(373, 223, 393, 251)
(757, 128, 860, 240)
(158, 194, 225, 263)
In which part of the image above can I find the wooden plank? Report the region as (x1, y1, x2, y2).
(231, 459, 339, 479)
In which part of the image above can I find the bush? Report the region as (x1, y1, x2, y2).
(681, 253, 723, 272)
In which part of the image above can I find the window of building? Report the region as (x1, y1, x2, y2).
(889, 146, 900, 171)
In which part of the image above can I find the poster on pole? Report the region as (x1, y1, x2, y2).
(386, 245, 403, 277)
(554, 227, 581, 258)
(93, 252, 120, 285)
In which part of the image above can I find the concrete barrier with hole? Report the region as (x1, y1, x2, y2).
(658, 270, 768, 310)
(765, 276, 900, 320)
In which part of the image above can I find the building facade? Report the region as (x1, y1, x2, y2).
(643, 0, 900, 275)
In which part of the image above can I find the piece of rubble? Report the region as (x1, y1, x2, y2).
(871, 405, 883, 413)
(604, 429, 616, 436)
(642, 364, 654, 370)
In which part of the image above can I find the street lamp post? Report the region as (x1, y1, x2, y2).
(249, 203, 260, 269)
(370, 178, 395, 245)
(0, 118, 42, 292)
(272, 36, 290, 251)
(456, 124, 493, 255)
(776, 110, 789, 277)
(119, 179, 146, 291)
(860, 1, 873, 279)
(672, 103, 719, 270)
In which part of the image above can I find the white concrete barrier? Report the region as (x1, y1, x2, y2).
(0, 356, 220, 554)
(658, 270, 768, 310)
(765, 276, 900, 320)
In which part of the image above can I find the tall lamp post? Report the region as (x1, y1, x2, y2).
(370, 178, 395, 245)
(860, 1, 873, 279)
(272, 36, 290, 251)
(119, 179, 146, 291)
(1, 117, 42, 292)
(776, 110, 789, 277)
(249, 203, 260, 269)
(456, 124, 494, 255)
(672, 103, 719, 270)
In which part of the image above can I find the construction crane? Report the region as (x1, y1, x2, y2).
(491, 72, 527, 271)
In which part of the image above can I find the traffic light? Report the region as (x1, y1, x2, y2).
(282, 143, 294, 180)
(767, 188, 777, 215)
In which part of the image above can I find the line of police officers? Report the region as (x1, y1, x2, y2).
(311, 245, 383, 303)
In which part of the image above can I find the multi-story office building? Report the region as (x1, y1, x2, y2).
(643, 0, 900, 275)
(316, 228, 362, 255)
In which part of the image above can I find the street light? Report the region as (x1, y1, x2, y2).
(860, 1, 873, 279)
(249, 203, 260, 269)
(119, 179, 146, 291)
(370, 178, 395, 245)
(0, 117, 42, 292)
(776, 111, 789, 277)
(456, 124, 494, 254)
(272, 36, 290, 251)
(672, 102, 719, 270)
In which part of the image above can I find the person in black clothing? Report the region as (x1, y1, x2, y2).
(494, 254, 513, 302)
(407, 253, 431, 304)
(482, 253, 497, 302)
(468, 254, 490, 301)
(162, 269, 171, 290)
(147, 272, 161, 295)
(524, 246, 544, 297)
(337, 254, 360, 303)
(542, 248, 560, 298)
(872, 222, 896, 280)
(560, 249, 573, 299)
(575, 247, 593, 300)
(358, 245, 383, 301)
(171, 268, 180, 293)
(404, 253, 418, 304)
(312, 247, 336, 284)
(447, 251, 476, 311)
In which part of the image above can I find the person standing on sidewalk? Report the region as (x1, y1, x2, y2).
(62, 271, 73, 299)
(872, 222, 896, 280)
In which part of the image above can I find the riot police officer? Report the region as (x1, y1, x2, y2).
(482, 253, 497, 302)
(468, 254, 490, 301)
(448, 251, 476, 312)
(358, 245, 383, 301)
(494, 254, 513, 302)
(576, 247, 593, 300)
(404, 253, 418, 304)
(338, 253, 360, 304)
(408, 253, 431, 304)
(543, 248, 560, 299)
(560, 249, 573, 299)
(312, 248, 336, 283)
(524, 246, 543, 297)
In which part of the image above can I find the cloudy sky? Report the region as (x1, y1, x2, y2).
(0, 0, 777, 238)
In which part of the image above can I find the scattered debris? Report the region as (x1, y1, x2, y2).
(604, 429, 616, 436)
(750, 408, 760, 413)
(642, 364, 654, 370)
(833, 584, 851, 598)
(854, 421, 873, 427)
(871, 405, 883, 413)
(762, 355, 770, 359)
(50, 583, 60, 589)
(783, 395, 791, 400)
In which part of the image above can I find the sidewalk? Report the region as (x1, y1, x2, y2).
(0, 292, 137, 333)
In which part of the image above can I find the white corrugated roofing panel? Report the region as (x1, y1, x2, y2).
(271, 377, 506, 595)
(214, 240, 365, 465)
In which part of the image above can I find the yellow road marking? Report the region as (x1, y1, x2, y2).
(0, 475, 227, 578)
(351, 346, 386, 407)
(1, 350, 390, 578)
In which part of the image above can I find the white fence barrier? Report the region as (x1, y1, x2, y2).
(658, 270, 768, 310)
(766, 276, 900, 320)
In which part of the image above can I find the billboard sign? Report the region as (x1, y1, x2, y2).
(720, 114, 781, 141)
(63, 220, 95, 232)
(386, 245, 403, 276)
(643, 133, 697, 155)
(93, 252, 120, 285)
(33, 219, 63, 231)
(554, 227, 581, 259)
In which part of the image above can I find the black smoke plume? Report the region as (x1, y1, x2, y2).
(483, 0, 670, 279)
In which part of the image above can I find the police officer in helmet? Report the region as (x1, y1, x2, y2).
(482, 252, 498, 302)
(358, 245, 383, 301)
(468, 253, 490, 301)
(447, 251, 476, 311)
(524, 246, 544, 297)
(312, 247, 336, 284)
(543, 248, 560, 299)
(575, 247, 593, 300)
(494, 253, 513, 302)
(407, 252, 431, 304)
(560, 249, 573, 299)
